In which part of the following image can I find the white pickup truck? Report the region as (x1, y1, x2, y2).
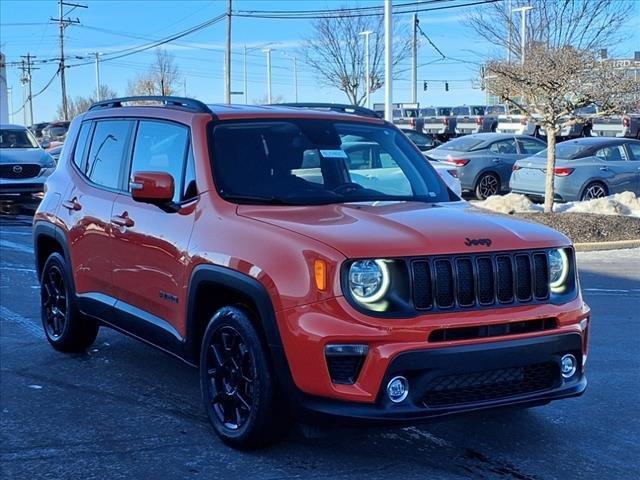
(496, 110, 540, 136)
(591, 114, 640, 139)
(454, 105, 503, 135)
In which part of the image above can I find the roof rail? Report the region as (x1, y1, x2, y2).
(89, 96, 212, 113)
(273, 102, 383, 119)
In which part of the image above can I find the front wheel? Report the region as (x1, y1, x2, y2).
(475, 172, 501, 200)
(40, 252, 99, 352)
(200, 306, 289, 449)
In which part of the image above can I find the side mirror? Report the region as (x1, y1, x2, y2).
(130, 171, 175, 205)
(40, 140, 50, 149)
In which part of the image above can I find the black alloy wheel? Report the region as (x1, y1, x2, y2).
(42, 264, 68, 339)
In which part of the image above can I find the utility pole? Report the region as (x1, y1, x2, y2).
(360, 30, 373, 109)
(263, 48, 272, 104)
(243, 44, 248, 104)
(225, 0, 232, 104)
(384, 0, 393, 121)
(283, 52, 298, 103)
(20, 54, 37, 126)
(507, 0, 512, 63)
(411, 14, 418, 104)
(51, 0, 86, 121)
(7, 87, 13, 124)
(512, 6, 533, 65)
(92, 52, 101, 101)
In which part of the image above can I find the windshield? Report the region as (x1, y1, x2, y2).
(486, 105, 506, 114)
(211, 119, 452, 205)
(436, 107, 452, 116)
(533, 142, 590, 160)
(420, 108, 436, 117)
(0, 128, 39, 149)
(437, 136, 486, 152)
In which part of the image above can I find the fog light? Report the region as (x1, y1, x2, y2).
(561, 354, 577, 378)
(387, 376, 409, 403)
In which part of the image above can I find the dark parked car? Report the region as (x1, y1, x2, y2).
(426, 133, 547, 199)
(511, 137, 640, 201)
(400, 129, 441, 151)
(41, 121, 70, 144)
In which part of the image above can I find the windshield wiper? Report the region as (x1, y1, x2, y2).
(223, 194, 297, 205)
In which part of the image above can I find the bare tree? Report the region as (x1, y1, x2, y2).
(127, 48, 181, 96)
(252, 94, 286, 105)
(467, 0, 634, 59)
(301, 11, 411, 105)
(486, 45, 639, 212)
(56, 85, 117, 120)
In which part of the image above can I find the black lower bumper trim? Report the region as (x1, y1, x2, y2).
(296, 333, 585, 424)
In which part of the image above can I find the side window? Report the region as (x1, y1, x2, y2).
(182, 147, 198, 199)
(130, 121, 189, 203)
(595, 145, 626, 162)
(517, 138, 545, 155)
(346, 146, 373, 170)
(73, 122, 92, 170)
(85, 120, 133, 189)
(627, 143, 640, 160)
(489, 139, 517, 154)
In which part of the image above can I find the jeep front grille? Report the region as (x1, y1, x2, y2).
(412, 251, 550, 312)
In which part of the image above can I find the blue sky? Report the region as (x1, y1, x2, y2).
(1, 0, 639, 123)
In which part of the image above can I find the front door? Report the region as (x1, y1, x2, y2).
(110, 120, 196, 340)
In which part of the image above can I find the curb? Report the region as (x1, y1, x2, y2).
(574, 239, 640, 252)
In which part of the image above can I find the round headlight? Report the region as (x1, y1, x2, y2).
(549, 249, 569, 291)
(348, 259, 390, 303)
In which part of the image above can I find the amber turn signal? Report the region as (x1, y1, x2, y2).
(314, 259, 327, 291)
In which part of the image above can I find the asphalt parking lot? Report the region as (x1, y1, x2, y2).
(1, 198, 639, 480)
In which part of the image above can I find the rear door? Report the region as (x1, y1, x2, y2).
(110, 119, 197, 338)
(623, 142, 640, 193)
(62, 119, 134, 306)
(593, 143, 637, 193)
(486, 138, 520, 186)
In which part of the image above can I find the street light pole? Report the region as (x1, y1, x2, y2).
(513, 6, 533, 65)
(263, 48, 272, 104)
(411, 14, 418, 104)
(384, 0, 393, 121)
(93, 52, 101, 101)
(359, 30, 373, 109)
(225, 0, 232, 104)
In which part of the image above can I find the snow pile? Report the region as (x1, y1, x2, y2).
(558, 191, 640, 217)
(475, 193, 543, 214)
(476, 191, 640, 217)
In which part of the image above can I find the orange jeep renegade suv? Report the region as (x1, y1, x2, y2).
(34, 97, 589, 449)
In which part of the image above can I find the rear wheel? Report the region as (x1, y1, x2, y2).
(200, 306, 289, 449)
(40, 253, 99, 352)
(475, 172, 501, 200)
(581, 182, 608, 201)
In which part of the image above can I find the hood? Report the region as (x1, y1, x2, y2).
(237, 201, 570, 258)
(0, 148, 49, 164)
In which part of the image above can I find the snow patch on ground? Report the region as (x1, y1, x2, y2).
(474, 191, 640, 217)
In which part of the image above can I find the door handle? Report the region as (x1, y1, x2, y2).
(599, 166, 608, 171)
(111, 213, 134, 228)
(492, 158, 501, 163)
(62, 198, 81, 211)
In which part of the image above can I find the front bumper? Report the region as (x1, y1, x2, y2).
(0, 167, 54, 194)
(296, 332, 586, 424)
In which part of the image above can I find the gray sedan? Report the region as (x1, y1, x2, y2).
(510, 137, 640, 202)
(425, 133, 546, 199)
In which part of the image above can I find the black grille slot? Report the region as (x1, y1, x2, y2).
(476, 257, 494, 304)
(0, 164, 41, 179)
(325, 355, 365, 385)
(428, 318, 557, 342)
(533, 253, 550, 299)
(496, 256, 514, 303)
(423, 362, 559, 407)
(455, 258, 475, 306)
(412, 260, 432, 309)
(434, 260, 454, 308)
(515, 255, 533, 301)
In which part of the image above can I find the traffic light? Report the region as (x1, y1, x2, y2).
(423, 81, 428, 91)
(445, 82, 449, 92)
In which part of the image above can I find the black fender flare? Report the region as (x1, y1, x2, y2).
(33, 221, 73, 285)
(184, 264, 298, 398)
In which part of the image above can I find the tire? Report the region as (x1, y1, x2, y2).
(475, 172, 501, 200)
(200, 306, 289, 449)
(40, 252, 99, 352)
(581, 182, 608, 201)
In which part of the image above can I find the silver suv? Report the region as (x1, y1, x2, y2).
(0, 124, 56, 196)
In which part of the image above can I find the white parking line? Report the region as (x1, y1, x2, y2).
(0, 306, 43, 338)
(0, 230, 33, 236)
(0, 266, 37, 273)
(0, 240, 33, 254)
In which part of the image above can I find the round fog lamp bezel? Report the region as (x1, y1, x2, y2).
(560, 353, 577, 378)
(386, 376, 409, 403)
